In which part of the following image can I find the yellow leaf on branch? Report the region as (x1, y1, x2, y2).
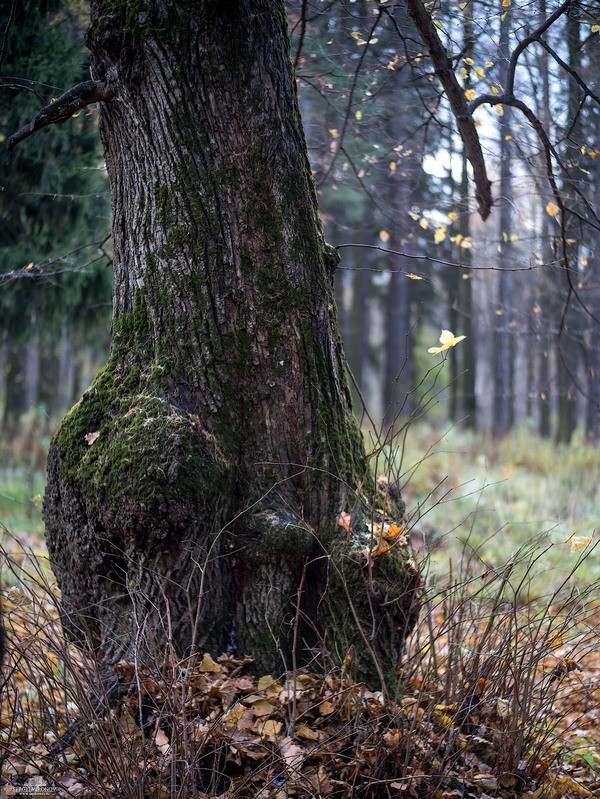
(569, 535, 592, 552)
(428, 329, 466, 355)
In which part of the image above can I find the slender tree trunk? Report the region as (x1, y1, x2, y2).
(44, 1, 419, 686)
(384, 177, 413, 432)
(459, 151, 476, 427)
(556, 11, 585, 444)
(493, 3, 513, 438)
(584, 41, 600, 442)
(535, 0, 553, 438)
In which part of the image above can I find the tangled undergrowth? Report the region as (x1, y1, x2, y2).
(1, 531, 599, 799)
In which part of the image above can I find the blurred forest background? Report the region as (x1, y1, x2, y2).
(1, 0, 599, 564)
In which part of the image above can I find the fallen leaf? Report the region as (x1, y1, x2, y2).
(249, 699, 275, 717)
(280, 739, 305, 770)
(154, 728, 170, 755)
(199, 653, 222, 673)
(319, 700, 336, 716)
(259, 719, 282, 740)
(337, 512, 352, 532)
(84, 431, 100, 446)
(295, 723, 319, 741)
(222, 704, 245, 729)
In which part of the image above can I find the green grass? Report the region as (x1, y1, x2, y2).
(0, 466, 45, 544)
(370, 423, 600, 594)
(1, 421, 598, 595)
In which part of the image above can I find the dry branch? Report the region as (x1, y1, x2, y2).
(403, 0, 493, 220)
(7, 79, 109, 151)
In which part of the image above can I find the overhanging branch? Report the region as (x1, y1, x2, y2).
(402, 0, 493, 220)
(7, 79, 109, 151)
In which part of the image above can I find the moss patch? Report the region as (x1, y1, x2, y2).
(51, 361, 228, 525)
(318, 498, 421, 693)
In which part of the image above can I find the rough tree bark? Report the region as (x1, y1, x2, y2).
(41, 0, 420, 689)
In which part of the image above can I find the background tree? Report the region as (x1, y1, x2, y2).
(0, 0, 111, 434)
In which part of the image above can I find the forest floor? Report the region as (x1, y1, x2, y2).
(0, 423, 599, 798)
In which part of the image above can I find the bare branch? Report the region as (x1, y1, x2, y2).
(7, 79, 109, 151)
(0, 236, 111, 286)
(503, 0, 571, 95)
(401, 0, 493, 220)
(336, 243, 541, 273)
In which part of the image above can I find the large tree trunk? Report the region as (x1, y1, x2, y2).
(43, 0, 419, 687)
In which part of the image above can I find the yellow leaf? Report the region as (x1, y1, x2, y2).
(505, 134, 512, 140)
(459, 67, 467, 78)
(355, 110, 363, 121)
(496, 104, 504, 116)
(448, 211, 459, 221)
(257, 674, 275, 691)
(491, 84, 500, 95)
(581, 256, 588, 266)
(389, 161, 397, 172)
(464, 88, 477, 100)
(546, 201, 560, 217)
(370, 542, 390, 558)
(259, 719, 282, 740)
(379, 229, 390, 243)
(383, 523, 408, 542)
(569, 535, 592, 552)
(434, 226, 446, 244)
(485, 61, 494, 68)
(502, 0, 511, 6)
(250, 699, 275, 717)
(199, 653, 222, 673)
(592, 24, 600, 32)
(295, 724, 319, 741)
(475, 67, 485, 78)
(405, 273, 423, 280)
(428, 329, 466, 354)
(464, 57, 474, 66)
(419, 217, 429, 229)
(319, 700, 336, 716)
(222, 703, 245, 729)
(329, 129, 338, 138)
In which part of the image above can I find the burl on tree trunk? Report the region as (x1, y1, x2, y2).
(42, 0, 420, 690)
